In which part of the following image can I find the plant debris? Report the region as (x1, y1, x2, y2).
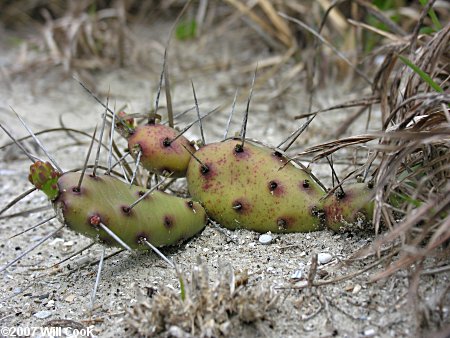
(127, 260, 278, 337)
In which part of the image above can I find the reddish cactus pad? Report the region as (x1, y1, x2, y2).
(322, 183, 374, 232)
(54, 173, 207, 249)
(186, 139, 326, 233)
(128, 124, 196, 178)
(115, 111, 135, 138)
(28, 161, 61, 200)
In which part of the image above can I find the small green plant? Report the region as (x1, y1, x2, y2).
(175, 20, 197, 40)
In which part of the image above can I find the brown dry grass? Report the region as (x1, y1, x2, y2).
(292, 6, 450, 333)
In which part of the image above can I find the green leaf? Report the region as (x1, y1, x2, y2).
(398, 55, 443, 93)
(88, 3, 97, 16)
(373, 0, 395, 10)
(419, 26, 435, 35)
(389, 191, 422, 208)
(179, 274, 186, 301)
(175, 20, 197, 41)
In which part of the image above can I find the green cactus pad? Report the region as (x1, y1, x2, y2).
(322, 182, 374, 232)
(54, 173, 207, 249)
(186, 139, 326, 233)
(28, 161, 61, 200)
(127, 124, 196, 178)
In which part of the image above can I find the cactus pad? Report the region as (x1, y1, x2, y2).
(322, 182, 374, 232)
(115, 111, 135, 138)
(128, 123, 196, 178)
(49, 172, 207, 249)
(186, 139, 326, 233)
(28, 161, 61, 200)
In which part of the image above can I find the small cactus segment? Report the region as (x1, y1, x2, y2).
(115, 111, 135, 138)
(186, 139, 326, 233)
(52, 173, 206, 249)
(28, 161, 61, 200)
(322, 182, 374, 232)
(127, 123, 196, 177)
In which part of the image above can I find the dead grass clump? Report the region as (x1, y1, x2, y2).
(127, 261, 278, 337)
(39, 1, 129, 72)
(370, 20, 449, 259)
(1, 0, 132, 77)
(367, 22, 450, 332)
(289, 5, 449, 333)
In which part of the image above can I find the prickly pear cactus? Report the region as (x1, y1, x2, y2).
(127, 122, 196, 178)
(29, 163, 207, 249)
(322, 182, 374, 232)
(186, 138, 326, 233)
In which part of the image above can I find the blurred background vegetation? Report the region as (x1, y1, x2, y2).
(0, 0, 447, 75)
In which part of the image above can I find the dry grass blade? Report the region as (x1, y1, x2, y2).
(347, 19, 406, 42)
(278, 12, 373, 85)
(316, 0, 348, 31)
(0, 205, 51, 220)
(296, 107, 449, 161)
(294, 96, 380, 119)
(355, 0, 407, 36)
(258, 0, 293, 43)
(296, 134, 376, 161)
(0, 188, 37, 216)
(223, 0, 293, 47)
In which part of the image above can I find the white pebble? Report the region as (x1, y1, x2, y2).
(65, 294, 76, 303)
(363, 328, 376, 337)
(33, 310, 52, 319)
(259, 234, 273, 245)
(295, 280, 308, 288)
(352, 284, 362, 294)
(291, 270, 303, 280)
(317, 253, 332, 264)
(48, 238, 64, 246)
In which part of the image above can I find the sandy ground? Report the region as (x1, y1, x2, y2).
(0, 19, 448, 338)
